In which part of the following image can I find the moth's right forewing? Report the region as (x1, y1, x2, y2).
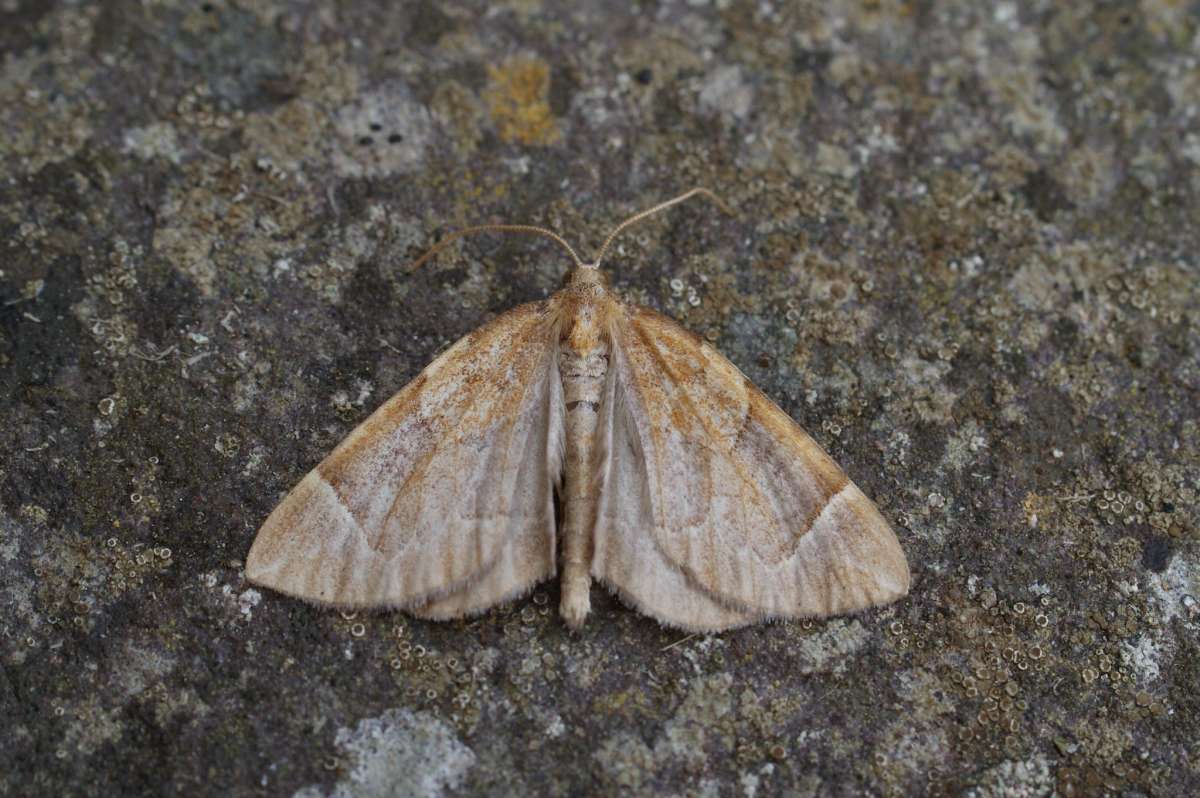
(591, 355, 761, 632)
(606, 305, 909, 621)
(246, 300, 564, 610)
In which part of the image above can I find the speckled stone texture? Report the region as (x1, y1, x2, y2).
(2, 2, 1198, 796)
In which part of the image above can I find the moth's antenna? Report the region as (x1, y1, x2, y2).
(411, 224, 585, 272)
(591, 187, 735, 270)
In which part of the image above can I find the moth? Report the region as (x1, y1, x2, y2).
(246, 189, 910, 631)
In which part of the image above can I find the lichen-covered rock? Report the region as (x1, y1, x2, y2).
(1, 2, 1197, 796)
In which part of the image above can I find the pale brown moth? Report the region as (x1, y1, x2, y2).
(246, 189, 910, 631)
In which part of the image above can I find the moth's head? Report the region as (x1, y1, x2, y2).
(563, 264, 609, 291)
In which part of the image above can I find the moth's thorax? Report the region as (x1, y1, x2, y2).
(563, 299, 603, 352)
(557, 271, 614, 358)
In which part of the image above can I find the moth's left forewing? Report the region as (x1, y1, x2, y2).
(605, 305, 910, 622)
(246, 300, 564, 611)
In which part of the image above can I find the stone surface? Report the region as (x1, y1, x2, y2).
(2, 2, 1198, 796)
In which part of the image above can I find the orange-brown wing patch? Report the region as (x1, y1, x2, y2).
(602, 304, 909, 620)
(246, 300, 564, 610)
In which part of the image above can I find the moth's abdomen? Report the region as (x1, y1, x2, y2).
(558, 325, 609, 628)
(560, 348, 607, 410)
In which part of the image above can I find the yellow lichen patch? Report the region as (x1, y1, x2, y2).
(1022, 491, 1051, 528)
(485, 57, 561, 146)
